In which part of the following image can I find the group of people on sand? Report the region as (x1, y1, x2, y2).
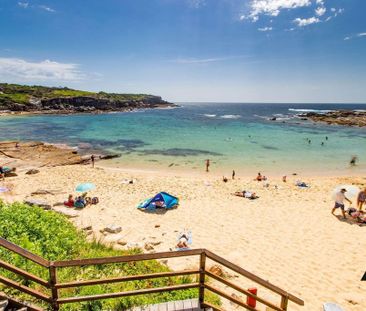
(64, 193, 99, 208)
(332, 187, 366, 221)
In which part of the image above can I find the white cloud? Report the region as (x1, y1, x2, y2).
(344, 32, 366, 41)
(38, 5, 55, 12)
(172, 55, 250, 64)
(293, 16, 320, 26)
(18, 2, 29, 8)
(0, 58, 84, 81)
(173, 57, 230, 64)
(315, 6, 326, 16)
(248, 0, 312, 21)
(258, 26, 273, 31)
(316, 0, 324, 4)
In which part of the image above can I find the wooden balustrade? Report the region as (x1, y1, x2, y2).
(0, 237, 304, 310)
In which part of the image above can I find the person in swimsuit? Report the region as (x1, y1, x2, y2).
(357, 188, 366, 211)
(332, 188, 352, 219)
(205, 159, 210, 172)
(233, 191, 258, 199)
(176, 234, 189, 248)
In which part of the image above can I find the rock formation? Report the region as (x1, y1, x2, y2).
(300, 110, 366, 127)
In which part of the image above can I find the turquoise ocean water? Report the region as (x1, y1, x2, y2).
(0, 103, 365, 175)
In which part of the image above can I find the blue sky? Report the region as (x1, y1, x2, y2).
(0, 0, 365, 103)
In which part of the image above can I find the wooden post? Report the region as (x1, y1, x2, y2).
(280, 295, 289, 311)
(198, 251, 206, 308)
(49, 263, 59, 311)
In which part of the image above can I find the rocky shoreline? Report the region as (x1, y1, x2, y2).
(0, 141, 120, 173)
(299, 110, 366, 127)
(0, 83, 177, 116)
(0, 96, 177, 116)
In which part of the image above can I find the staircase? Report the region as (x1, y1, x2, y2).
(0, 293, 42, 311)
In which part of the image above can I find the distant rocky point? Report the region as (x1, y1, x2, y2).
(299, 110, 366, 127)
(0, 83, 176, 115)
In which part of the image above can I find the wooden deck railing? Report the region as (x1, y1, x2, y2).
(0, 237, 304, 310)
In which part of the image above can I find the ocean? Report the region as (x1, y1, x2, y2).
(0, 103, 365, 175)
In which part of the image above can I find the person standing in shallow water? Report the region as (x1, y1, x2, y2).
(91, 155, 95, 168)
(232, 170, 235, 180)
(350, 156, 358, 166)
(205, 159, 210, 172)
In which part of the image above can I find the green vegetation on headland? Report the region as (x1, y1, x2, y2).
(0, 201, 219, 310)
(0, 83, 174, 113)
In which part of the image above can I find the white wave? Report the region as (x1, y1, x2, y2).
(254, 114, 268, 119)
(220, 114, 241, 119)
(202, 114, 217, 118)
(288, 108, 334, 113)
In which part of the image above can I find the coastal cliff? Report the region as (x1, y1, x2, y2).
(0, 83, 176, 114)
(300, 110, 366, 127)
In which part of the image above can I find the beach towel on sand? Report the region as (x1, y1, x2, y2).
(323, 303, 344, 311)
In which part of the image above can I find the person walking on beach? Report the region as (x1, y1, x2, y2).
(91, 155, 95, 168)
(205, 159, 210, 172)
(232, 170, 235, 180)
(357, 188, 366, 211)
(332, 188, 352, 219)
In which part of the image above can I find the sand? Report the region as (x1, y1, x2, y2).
(1, 164, 366, 311)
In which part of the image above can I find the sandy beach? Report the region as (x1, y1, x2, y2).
(1, 163, 365, 310)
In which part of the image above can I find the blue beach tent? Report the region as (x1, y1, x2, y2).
(138, 192, 179, 210)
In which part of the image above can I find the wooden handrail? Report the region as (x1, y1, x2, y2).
(53, 248, 203, 267)
(0, 275, 51, 302)
(205, 283, 258, 311)
(56, 283, 200, 304)
(0, 237, 49, 267)
(0, 259, 50, 288)
(205, 270, 283, 311)
(205, 249, 304, 306)
(0, 237, 304, 310)
(55, 269, 199, 289)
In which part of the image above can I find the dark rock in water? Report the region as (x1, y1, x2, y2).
(139, 148, 222, 157)
(270, 117, 277, 121)
(26, 169, 40, 175)
(100, 154, 121, 160)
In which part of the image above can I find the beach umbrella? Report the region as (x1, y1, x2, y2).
(331, 185, 360, 200)
(76, 183, 95, 192)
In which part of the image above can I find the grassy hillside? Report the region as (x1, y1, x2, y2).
(0, 201, 219, 310)
(0, 83, 152, 105)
